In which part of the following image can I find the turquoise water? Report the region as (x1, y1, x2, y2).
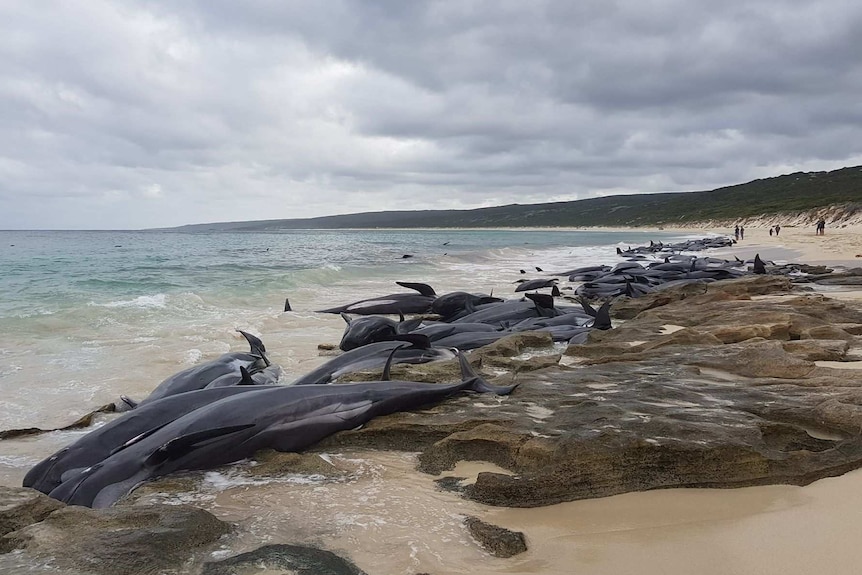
(0, 228, 690, 484)
(0, 229, 679, 318)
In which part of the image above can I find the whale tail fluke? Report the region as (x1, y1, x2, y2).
(395, 281, 437, 297)
(456, 351, 518, 395)
(237, 330, 270, 366)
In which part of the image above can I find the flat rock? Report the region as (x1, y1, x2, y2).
(202, 544, 366, 575)
(313, 283, 862, 508)
(0, 487, 63, 538)
(471, 331, 555, 360)
(1, 504, 230, 574)
(610, 276, 795, 320)
(463, 516, 527, 557)
(782, 339, 850, 361)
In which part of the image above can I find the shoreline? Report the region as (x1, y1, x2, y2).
(2, 227, 862, 574)
(613, 223, 862, 267)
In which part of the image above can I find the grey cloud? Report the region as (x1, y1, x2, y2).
(1, 0, 861, 228)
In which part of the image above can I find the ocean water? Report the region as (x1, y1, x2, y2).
(0, 228, 691, 431)
(0, 227, 696, 571)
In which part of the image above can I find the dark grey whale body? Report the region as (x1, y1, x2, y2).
(430, 292, 502, 320)
(139, 330, 269, 405)
(316, 282, 437, 315)
(338, 313, 422, 351)
(48, 358, 517, 508)
(23, 385, 272, 495)
(291, 336, 455, 385)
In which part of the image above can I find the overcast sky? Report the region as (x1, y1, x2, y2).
(1, 1, 861, 229)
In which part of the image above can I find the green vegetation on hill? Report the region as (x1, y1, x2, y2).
(172, 166, 862, 231)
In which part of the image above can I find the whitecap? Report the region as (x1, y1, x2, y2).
(183, 349, 203, 364)
(92, 294, 167, 309)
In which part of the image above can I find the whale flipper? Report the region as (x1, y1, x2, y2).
(144, 424, 256, 468)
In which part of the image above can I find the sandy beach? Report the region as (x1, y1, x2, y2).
(674, 222, 862, 268)
(479, 222, 862, 575)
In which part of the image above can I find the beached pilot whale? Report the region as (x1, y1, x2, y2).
(138, 330, 269, 405)
(23, 384, 273, 495)
(429, 291, 502, 321)
(47, 353, 517, 508)
(338, 312, 423, 351)
(292, 335, 455, 385)
(514, 278, 558, 292)
(317, 281, 437, 315)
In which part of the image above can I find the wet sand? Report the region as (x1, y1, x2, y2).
(487, 467, 862, 575)
(126, 450, 862, 575)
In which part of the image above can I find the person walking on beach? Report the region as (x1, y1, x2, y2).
(816, 219, 826, 235)
(734, 225, 740, 241)
(769, 227, 774, 237)
(740, 226, 745, 240)
(775, 224, 780, 236)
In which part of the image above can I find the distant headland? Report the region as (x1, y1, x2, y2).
(165, 165, 862, 232)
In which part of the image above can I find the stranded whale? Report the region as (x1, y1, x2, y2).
(47, 353, 516, 508)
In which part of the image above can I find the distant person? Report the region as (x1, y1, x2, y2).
(734, 225, 740, 241)
(740, 226, 745, 240)
(816, 219, 826, 235)
(769, 227, 774, 237)
(775, 224, 781, 236)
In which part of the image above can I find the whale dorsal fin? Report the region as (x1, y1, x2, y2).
(395, 281, 437, 297)
(238, 366, 255, 385)
(397, 317, 423, 334)
(340, 312, 352, 325)
(525, 292, 554, 310)
(382, 345, 406, 381)
(144, 424, 256, 468)
(592, 301, 612, 330)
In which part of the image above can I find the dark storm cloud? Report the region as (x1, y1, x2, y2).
(1, 0, 860, 229)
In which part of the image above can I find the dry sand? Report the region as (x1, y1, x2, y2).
(481, 223, 862, 575)
(488, 468, 862, 575)
(673, 222, 862, 268)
